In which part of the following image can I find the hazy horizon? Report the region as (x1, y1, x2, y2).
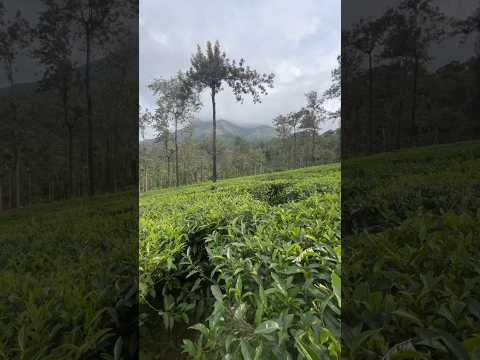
(140, 117, 339, 142)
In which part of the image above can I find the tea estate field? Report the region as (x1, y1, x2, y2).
(0, 192, 138, 359)
(139, 164, 341, 359)
(2, 140, 478, 359)
(343, 141, 480, 359)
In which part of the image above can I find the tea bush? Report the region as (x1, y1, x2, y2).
(343, 141, 480, 359)
(0, 192, 138, 359)
(139, 164, 341, 359)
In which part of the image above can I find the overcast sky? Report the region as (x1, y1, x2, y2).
(140, 0, 340, 137)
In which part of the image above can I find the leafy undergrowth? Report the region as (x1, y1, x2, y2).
(343, 141, 480, 359)
(139, 164, 341, 359)
(0, 192, 138, 359)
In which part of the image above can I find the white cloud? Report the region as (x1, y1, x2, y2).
(272, 60, 304, 84)
(139, 0, 340, 131)
(150, 31, 169, 46)
(285, 16, 321, 42)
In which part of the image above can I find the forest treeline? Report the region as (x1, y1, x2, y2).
(139, 126, 339, 191)
(0, 0, 138, 211)
(342, 0, 480, 156)
(140, 41, 340, 190)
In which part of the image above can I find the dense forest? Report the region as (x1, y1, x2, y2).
(0, 0, 138, 210)
(139, 41, 340, 190)
(342, 0, 480, 156)
(139, 121, 339, 190)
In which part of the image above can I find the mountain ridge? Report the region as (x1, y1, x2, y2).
(141, 119, 277, 144)
(183, 119, 277, 143)
(142, 119, 341, 146)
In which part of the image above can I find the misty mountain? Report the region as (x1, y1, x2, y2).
(142, 119, 277, 145)
(182, 119, 277, 143)
(142, 119, 342, 146)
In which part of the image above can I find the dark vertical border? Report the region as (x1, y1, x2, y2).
(342, 0, 480, 358)
(0, 0, 139, 358)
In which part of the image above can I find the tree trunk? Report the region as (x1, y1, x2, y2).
(182, 155, 186, 185)
(211, 88, 217, 182)
(293, 126, 297, 167)
(9, 170, 13, 209)
(112, 144, 117, 192)
(175, 117, 179, 187)
(354, 104, 360, 154)
(67, 124, 73, 198)
(397, 99, 403, 149)
(164, 136, 170, 187)
(411, 51, 419, 146)
(85, 27, 95, 196)
(15, 147, 20, 208)
(8, 68, 19, 208)
(49, 179, 55, 201)
(311, 128, 316, 164)
(167, 155, 171, 187)
(27, 170, 31, 206)
(368, 51, 374, 153)
(144, 166, 148, 192)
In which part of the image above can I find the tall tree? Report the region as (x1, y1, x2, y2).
(186, 40, 274, 182)
(63, 0, 120, 196)
(139, 105, 151, 140)
(324, 55, 341, 101)
(388, 0, 445, 145)
(149, 72, 200, 187)
(301, 91, 327, 164)
(288, 110, 302, 167)
(0, 7, 30, 208)
(351, 17, 387, 153)
(272, 114, 291, 167)
(273, 114, 290, 142)
(153, 113, 172, 187)
(338, 31, 364, 156)
(35, 0, 80, 198)
(452, 6, 480, 136)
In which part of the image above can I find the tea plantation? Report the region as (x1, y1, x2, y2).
(139, 164, 341, 359)
(0, 193, 138, 359)
(3, 141, 477, 359)
(343, 141, 480, 359)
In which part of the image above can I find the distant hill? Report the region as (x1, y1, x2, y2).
(0, 47, 138, 97)
(182, 119, 277, 143)
(142, 119, 341, 145)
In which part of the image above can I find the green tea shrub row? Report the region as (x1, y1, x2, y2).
(343, 142, 480, 359)
(0, 193, 137, 359)
(139, 165, 341, 359)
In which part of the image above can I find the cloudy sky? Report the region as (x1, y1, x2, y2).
(140, 0, 340, 137)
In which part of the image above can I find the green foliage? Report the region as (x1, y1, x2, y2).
(0, 192, 137, 358)
(139, 164, 341, 359)
(343, 141, 480, 359)
(186, 40, 275, 102)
